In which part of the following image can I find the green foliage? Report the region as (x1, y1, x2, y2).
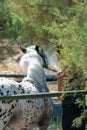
(72, 116, 84, 128)
(72, 109, 87, 128)
(0, 0, 10, 37)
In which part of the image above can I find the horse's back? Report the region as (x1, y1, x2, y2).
(15, 81, 53, 129)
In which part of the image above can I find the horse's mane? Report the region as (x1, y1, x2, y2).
(20, 50, 48, 91)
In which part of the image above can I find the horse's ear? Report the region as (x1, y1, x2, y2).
(35, 45, 39, 52)
(20, 47, 26, 53)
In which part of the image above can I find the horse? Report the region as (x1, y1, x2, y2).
(0, 45, 53, 130)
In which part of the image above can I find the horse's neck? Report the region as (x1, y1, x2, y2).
(24, 59, 48, 91)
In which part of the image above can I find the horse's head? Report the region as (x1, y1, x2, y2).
(20, 45, 48, 69)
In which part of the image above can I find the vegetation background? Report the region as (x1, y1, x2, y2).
(0, 0, 86, 76)
(0, 0, 87, 129)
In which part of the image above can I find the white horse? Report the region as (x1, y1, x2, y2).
(0, 45, 53, 130)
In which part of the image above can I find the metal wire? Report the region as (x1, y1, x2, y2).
(0, 90, 87, 101)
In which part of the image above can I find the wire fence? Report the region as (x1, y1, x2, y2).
(0, 73, 86, 100)
(0, 73, 57, 82)
(0, 90, 87, 101)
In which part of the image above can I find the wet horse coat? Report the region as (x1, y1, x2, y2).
(0, 45, 53, 130)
